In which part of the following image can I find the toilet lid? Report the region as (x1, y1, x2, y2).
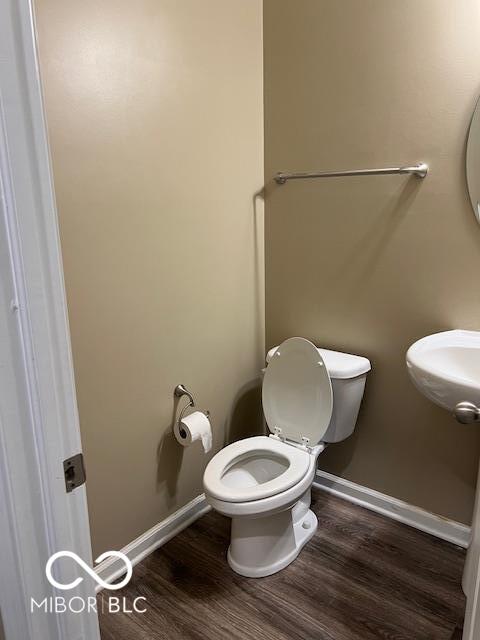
(262, 337, 333, 445)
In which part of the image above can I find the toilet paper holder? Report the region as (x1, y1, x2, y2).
(173, 384, 209, 437)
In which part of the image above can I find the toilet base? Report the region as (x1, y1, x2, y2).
(227, 507, 318, 578)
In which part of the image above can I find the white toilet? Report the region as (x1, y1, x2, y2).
(203, 337, 371, 578)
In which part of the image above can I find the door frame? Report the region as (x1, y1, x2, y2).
(0, 1, 99, 638)
(464, 567, 480, 640)
(464, 462, 480, 640)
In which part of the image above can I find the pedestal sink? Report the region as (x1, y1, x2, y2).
(406, 329, 480, 632)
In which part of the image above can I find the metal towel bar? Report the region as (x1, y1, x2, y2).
(275, 163, 428, 185)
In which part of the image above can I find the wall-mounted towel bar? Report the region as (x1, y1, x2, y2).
(275, 163, 428, 184)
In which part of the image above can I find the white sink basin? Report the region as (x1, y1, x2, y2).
(406, 330, 480, 412)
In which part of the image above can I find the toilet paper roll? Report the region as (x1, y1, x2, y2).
(174, 411, 212, 453)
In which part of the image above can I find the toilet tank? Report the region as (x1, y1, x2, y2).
(266, 345, 371, 443)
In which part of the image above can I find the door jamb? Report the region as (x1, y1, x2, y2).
(0, 1, 100, 638)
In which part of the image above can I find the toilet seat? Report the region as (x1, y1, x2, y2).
(203, 436, 310, 503)
(204, 338, 333, 506)
(263, 337, 333, 446)
(205, 448, 318, 520)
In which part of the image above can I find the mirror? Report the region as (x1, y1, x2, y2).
(467, 96, 480, 224)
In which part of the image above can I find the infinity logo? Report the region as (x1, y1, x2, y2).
(46, 551, 133, 591)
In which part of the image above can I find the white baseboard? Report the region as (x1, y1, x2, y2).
(94, 493, 210, 591)
(314, 469, 471, 549)
(94, 474, 470, 592)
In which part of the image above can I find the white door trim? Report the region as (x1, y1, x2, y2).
(0, 1, 99, 638)
(463, 462, 480, 640)
(464, 564, 480, 640)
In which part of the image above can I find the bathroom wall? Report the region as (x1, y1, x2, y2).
(264, 0, 480, 524)
(34, 0, 264, 555)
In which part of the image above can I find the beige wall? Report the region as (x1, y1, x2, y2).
(35, 0, 264, 555)
(264, 0, 480, 524)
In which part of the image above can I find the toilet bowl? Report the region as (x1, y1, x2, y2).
(203, 336, 370, 578)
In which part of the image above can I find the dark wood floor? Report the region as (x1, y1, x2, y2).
(98, 489, 466, 640)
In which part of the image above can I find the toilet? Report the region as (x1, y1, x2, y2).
(203, 337, 371, 578)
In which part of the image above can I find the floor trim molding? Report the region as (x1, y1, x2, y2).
(95, 474, 471, 591)
(95, 493, 210, 591)
(314, 469, 471, 549)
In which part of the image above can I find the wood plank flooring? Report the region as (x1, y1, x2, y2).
(98, 489, 466, 640)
